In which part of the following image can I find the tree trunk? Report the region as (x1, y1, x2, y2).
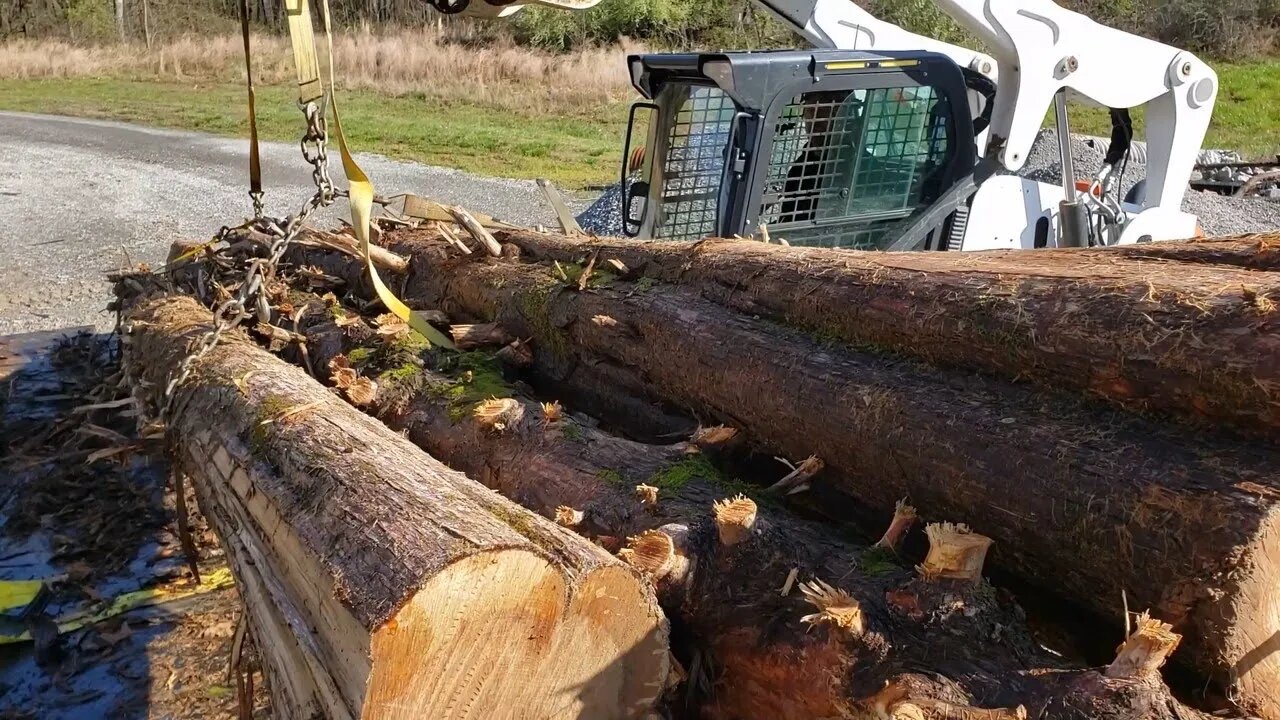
(342, 231, 1280, 720)
(121, 294, 669, 720)
(281, 307, 1210, 720)
(498, 230, 1280, 442)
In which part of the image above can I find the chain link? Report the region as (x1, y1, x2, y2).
(149, 98, 337, 423)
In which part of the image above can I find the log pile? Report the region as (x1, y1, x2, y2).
(497, 230, 1280, 438)
(120, 294, 669, 720)
(150, 243, 1219, 720)
(247, 225, 1280, 720)
(142, 222, 1280, 720)
(291, 312, 1202, 720)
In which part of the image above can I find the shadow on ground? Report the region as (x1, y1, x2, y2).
(0, 327, 262, 720)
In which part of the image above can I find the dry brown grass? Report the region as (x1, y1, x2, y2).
(0, 27, 638, 114)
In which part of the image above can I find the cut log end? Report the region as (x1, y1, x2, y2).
(713, 494, 758, 547)
(875, 499, 918, 551)
(1106, 612, 1182, 679)
(798, 579, 863, 636)
(918, 522, 993, 584)
(366, 554, 668, 720)
(1207, 507, 1280, 720)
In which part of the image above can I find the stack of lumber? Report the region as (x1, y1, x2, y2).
(234, 225, 1280, 720)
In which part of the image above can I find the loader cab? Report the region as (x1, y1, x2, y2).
(619, 49, 977, 249)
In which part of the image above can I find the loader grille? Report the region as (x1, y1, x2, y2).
(654, 86, 736, 241)
(758, 85, 952, 249)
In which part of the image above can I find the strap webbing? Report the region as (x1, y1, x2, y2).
(283, 0, 324, 104)
(283, 0, 454, 349)
(237, 0, 262, 205)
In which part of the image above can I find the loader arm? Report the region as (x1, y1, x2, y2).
(932, 0, 1217, 243)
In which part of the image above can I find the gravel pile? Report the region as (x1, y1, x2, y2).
(577, 129, 1280, 238)
(577, 182, 627, 236)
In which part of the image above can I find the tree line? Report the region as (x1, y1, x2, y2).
(1, 0, 1276, 58)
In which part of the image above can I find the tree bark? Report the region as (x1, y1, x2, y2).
(346, 231, 1280, 720)
(121, 294, 669, 720)
(284, 309, 1211, 720)
(498, 229, 1280, 442)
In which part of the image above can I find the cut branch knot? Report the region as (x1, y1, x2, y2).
(712, 494, 758, 547)
(554, 506, 584, 528)
(473, 398, 524, 433)
(634, 483, 659, 508)
(918, 522, 993, 584)
(619, 530, 681, 582)
(799, 579, 864, 636)
(767, 455, 824, 495)
(1106, 611, 1182, 679)
(875, 499, 918, 551)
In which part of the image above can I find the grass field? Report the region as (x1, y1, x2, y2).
(0, 32, 1276, 188)
(0, 77, 630, 187)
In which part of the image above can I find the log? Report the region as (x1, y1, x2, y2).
(1114, 232, 1280, 271)
(288, 310, 1210, 720)
(121, 294, 669, 720)
(345, 231, 1280, 719)
(498, 229, 1280, 441)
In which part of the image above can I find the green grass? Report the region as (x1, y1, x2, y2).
(0, 78, 630, 188)
(1056, 61, 1280, 158)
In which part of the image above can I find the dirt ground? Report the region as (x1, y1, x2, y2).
(0, 329, 267, 719)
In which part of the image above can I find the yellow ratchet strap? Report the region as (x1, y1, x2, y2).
(286, 0, 453, 349)
(0, 568, 234, 645)
(238, 0, 262, 205)
(283, 0, 324, 104)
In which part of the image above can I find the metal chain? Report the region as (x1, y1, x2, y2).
(250, 189, 265, 220)
(150, 98, 336, 423)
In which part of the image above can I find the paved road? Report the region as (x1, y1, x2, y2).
(0, 112, 576, 335)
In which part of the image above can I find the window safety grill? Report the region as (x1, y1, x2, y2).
(758, 85, 952, 249)
(654, 86, 735, 241)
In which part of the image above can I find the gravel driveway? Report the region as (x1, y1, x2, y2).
(0, 111, 574, 335)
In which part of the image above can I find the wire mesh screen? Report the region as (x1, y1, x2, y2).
(654, 86, 735, 241)
(758, 85, 952, 248)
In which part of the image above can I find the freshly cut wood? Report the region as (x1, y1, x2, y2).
(121, 294, 668, 720)
(499, 229, 1280, 440)
(288, 312, 1211, 720)
(346, 230, 1280, 719)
